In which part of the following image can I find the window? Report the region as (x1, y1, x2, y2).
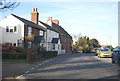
(10, 29, 13, 33)
(28, 42, 32, 48)
(13, 43, 16, 46)
(6, 26, 17, 33)
(14, 26, 17, 32)
(64, 37, 66, 42)
(53, 44, 55, 50)
(28, 27, 32, 35)
(6, 26, 9, 32)
(39, 30, 44, 36)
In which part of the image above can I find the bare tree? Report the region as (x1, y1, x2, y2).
(0, 0, 20, 11)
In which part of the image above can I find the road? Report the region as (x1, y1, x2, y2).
(16, 53, 118, 79)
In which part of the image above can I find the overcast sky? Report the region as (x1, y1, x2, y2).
(0, 0, 119, 47)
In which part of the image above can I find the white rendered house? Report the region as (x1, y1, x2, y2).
(0, 14, 46, 47)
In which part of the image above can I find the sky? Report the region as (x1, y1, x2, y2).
(0, 0, 119, 47)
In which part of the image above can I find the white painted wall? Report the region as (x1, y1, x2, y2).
(39, 21, 63, 55)
(47, 30, 59, 42)
(0, 14, 24, 46)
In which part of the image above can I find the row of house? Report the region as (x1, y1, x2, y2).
(0, 8, 72, 55)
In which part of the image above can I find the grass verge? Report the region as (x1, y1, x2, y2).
(2, 59, 27, 63)
(2, 57, 56, 63)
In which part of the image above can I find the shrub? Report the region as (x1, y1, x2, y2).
(2, 43, 26, 59)
(33, 45, 46, 54)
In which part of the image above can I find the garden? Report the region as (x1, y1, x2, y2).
(2, 43, 57, 63)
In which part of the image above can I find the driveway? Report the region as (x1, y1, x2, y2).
(16, 53, 118, 79)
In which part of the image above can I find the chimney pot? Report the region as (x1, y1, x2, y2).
(48, 17, 52, 21)
(32, 8, 37, 12)
(31, 8, 39, 24)
(52, 20, 59, 25)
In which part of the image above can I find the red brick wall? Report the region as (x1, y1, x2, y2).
(24, 25, 39, 36)
(61, 43, 72, 54)
(24, 25, 28, 34)
(32, 28, 39, 36)
(31, 12, 39, 24)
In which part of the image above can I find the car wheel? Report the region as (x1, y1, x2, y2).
(112, 60, 115, 63)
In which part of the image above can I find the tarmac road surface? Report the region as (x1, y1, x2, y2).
(16, 53, 118, 79)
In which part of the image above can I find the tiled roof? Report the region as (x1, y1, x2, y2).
(52, 38, 59, 44)
(39, 21, 59, 33)
(11, 14, 46, 31)
(52, 23, 72, 38)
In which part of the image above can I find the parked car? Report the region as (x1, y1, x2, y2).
(96, 49, 101, 56)
(97, 48, 112, 58)
(112, 46, 120, 64)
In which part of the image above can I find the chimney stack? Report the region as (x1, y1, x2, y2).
(52, 20, 59, 25)
(31, 8, 39, 24)
(46, 16, 52, 26)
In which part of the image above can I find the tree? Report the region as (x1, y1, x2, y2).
(76, 36, 90, 53)
(75, 36, 100, 53)
(89, 38, 100, 48)
(0, 0, 20, 11)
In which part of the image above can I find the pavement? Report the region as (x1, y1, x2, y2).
(15, 53, 118, 79)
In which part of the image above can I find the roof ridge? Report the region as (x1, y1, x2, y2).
(11, 14, 46, 30)
(39, 21, 60, 33)
(52, 22, 72, 37)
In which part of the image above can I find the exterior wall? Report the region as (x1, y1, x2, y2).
(0, 15, 24, 46)
(60, 34, 72, 53)
(39, 22, 62, 55)
(46, 29, 60, 52)
(52, 23, 72, 54)
(38, 22, 47, 48)
(32, 28, 39, 36)
(47, 30, 59, 43)
(24, 25, 46, 48)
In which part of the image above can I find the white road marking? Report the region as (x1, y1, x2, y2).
(16, 57, 56, 78)
(25, 71, 30, 73)
(16, 75, 23, 79)
(30, 68, 35, 70)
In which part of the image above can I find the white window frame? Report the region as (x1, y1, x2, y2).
(39, 30, 44, 36)
(28, 27, 32, 35)
(6, 26, 9, 32)
(53, 44, 55, 50)
(28, 42, 32, 48)
(14, 26, 17, 32)
(6, 26, 17, 33)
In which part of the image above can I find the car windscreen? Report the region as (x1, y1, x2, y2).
(100, 49, 109, 51)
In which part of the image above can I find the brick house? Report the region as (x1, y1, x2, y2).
(46, 17, 72, 54)
(0, 8, 72, 54)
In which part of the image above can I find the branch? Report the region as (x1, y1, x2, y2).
(0, 0, 20, 11)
